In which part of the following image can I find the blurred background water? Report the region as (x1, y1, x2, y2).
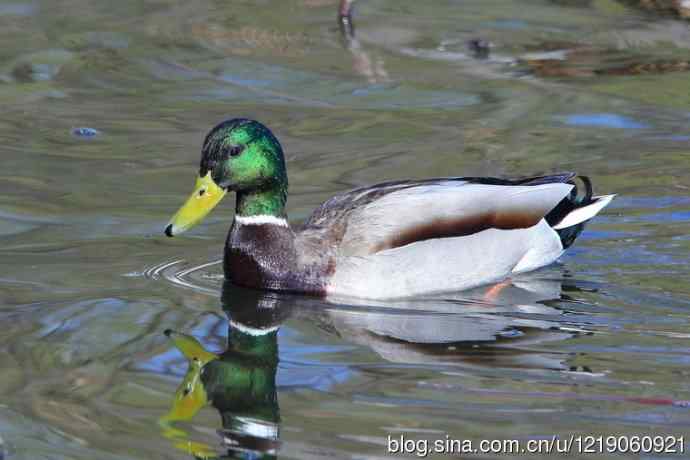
(1, 0, 690, 459)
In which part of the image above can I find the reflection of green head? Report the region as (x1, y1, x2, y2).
(161, 285, 291, 459)
(200, 119, 288, 217)
(207, 284, 288, 433)
(202, 329, 280, 426)
(161, 327, 280, 459)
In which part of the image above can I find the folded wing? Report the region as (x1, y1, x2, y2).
(329, 179, 573, 256)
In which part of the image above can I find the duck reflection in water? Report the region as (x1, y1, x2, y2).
(161, 286, 289, 459)
(321, 272, 586, 371)
(160, 273, 590, 458)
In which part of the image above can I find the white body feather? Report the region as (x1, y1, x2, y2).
(327, 219, 563, 299)
(320, 181, 613, 299)
(305, 177, 613, 299)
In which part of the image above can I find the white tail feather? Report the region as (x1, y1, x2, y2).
(553, 194, 616, 230)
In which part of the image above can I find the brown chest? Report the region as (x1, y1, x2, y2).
(223, 222, 328, 295)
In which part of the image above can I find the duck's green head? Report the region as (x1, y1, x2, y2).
(165, 119, 288, 237)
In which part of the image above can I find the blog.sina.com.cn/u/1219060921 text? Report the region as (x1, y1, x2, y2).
(386, 434, 686, 456)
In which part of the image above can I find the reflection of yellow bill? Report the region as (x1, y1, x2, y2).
(165, 172, 227, 236)
(159, 330, 219, 458)
(163, 329, 217, 421)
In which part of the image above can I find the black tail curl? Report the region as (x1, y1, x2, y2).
(546, 175, 594, 249)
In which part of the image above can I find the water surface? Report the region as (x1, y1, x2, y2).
(1, 0, 690, 458)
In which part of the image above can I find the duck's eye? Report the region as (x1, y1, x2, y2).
(198, 189, 206, 197)
(227, 145, 245, 157)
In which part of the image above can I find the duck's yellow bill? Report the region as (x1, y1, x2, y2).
(165, 172, 227, 237)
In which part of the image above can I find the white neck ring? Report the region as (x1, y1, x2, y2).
(234, 214, 289, 227)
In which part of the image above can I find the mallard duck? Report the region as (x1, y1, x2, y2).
(165, 119, 615, 299)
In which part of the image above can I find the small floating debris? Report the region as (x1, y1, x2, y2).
(466, 38, 491, 60)
(71, 127, 100, 138)
(496, 328, 524, 338)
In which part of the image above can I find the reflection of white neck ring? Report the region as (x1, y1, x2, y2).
(229, 319, 279, 336)
(224, 416, 279, 441)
